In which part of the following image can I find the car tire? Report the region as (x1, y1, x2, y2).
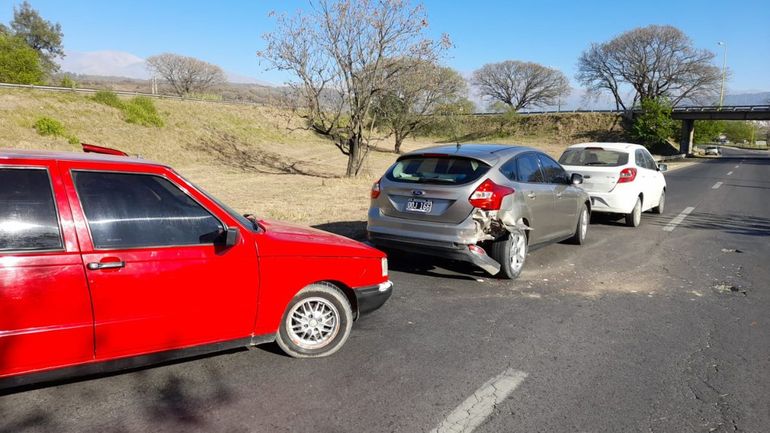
(625, 197, 642, 227)
(276, 283, 353, 358)
(490, 229, 528, 280)
(652, 190, 665, 214)
(569, 204, 589, 245)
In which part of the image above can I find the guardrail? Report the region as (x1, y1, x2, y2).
(672, 105, 770, 113)
(2, 82, 767, 115)
(0, 82, 261, 106)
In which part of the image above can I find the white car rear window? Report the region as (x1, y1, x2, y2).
(559, 148, 629, 167)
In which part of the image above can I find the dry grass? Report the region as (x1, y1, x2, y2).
(0, 88, 616, 236)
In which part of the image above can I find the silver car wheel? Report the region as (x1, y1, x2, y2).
(580, 208, 589, 240)
(286, 297, 340, 350)
(509, 231, 527, 273)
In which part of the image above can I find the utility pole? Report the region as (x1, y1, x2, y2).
(718, 42, 727, 108)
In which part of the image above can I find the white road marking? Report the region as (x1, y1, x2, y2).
(663, 206, 695, 232)
(430, 369, 528, 433)
(712, 182, 723, 189)
(727, 171, 733, 176)
(734, 165, 739, 168)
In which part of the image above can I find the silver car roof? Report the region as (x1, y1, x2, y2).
(400, 144, 539, 166)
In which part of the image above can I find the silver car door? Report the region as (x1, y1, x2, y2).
(539, 153, 578, 237)
(515, 153, 555, 245)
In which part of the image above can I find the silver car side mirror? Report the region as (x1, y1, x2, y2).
(658, 164, 668, 172)
(571, 173, 584, 185)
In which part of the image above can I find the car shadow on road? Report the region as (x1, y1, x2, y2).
(589, 212, 633, 227)
(387, 251, 488, 281)
(650, 211, 770, 237)
(312, 221, 367, 240)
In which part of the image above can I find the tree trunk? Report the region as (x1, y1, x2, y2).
(394, 131, 403, 154)
(345, 134, 362, 177)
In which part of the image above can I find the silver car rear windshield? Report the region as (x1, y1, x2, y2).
(559, 148, 629, 167)
(387, 156, 490, 185)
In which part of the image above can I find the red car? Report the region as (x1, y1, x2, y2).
(0, 146, 392, 389)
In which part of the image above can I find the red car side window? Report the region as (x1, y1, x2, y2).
(72, 171, 224, 249)
(0, 168, 62, 251)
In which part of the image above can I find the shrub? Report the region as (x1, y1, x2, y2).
(92, 91, 164, 127)
(123, 97, 164, 127)
(92, 90, 124, 109)
(33, 117, 66, 137)
(59, 76, 77, 89)
(631, 98, 678, 149)
(33, 116, 79, 144)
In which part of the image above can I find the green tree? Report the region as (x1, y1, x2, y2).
(721, 121, 756, 143)
(693, 120, 723, 144)
(0, 34, 44, 84)
(9, 1, 64, 74)
(631, 98, 677, 148)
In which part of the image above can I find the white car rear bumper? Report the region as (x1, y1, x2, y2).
(587, 190, 639, 214)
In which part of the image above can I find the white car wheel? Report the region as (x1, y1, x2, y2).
(625, 197, 642, 227)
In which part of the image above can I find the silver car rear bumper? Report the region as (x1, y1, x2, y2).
(367, 209, 501, 275)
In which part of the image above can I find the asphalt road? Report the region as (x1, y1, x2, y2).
(2, 147, 769, 433)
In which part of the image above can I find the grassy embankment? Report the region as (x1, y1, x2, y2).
(0, 88, 628, 236)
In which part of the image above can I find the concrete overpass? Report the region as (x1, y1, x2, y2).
(672, 105, 770, 154)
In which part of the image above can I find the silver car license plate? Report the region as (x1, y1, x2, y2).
(406, 198, 432, 213)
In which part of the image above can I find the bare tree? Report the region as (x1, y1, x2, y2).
(576, 25, 722, 111)
(146, 53, 226, 97)
(374, 60, 466, 153)
(471, 60, 571, 111)
(258, 0, 449, 177)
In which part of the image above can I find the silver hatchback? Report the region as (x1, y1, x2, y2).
(367, 144, 590, 279)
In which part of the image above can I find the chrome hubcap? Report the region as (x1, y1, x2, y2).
(580, 209, 588, 239)
(509, 232, 527, 273)
(287, 297, 340, 350)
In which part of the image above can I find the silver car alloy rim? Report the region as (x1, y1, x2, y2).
(580, 208, 588, 239)
(659, 193, 665, 211)
(510, 232, 527, 273)
(286, 297, 340, 350)
(634, 200, 641, 225)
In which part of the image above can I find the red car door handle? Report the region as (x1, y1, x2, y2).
(87, 261, 125, 270)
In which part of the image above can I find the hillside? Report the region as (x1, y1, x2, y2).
(0, 88, 629, 234)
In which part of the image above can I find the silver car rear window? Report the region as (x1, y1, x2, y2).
(387, 156, 490, 185)
(559, 148, 629, 167)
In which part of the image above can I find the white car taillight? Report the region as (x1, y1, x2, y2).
(618, 168, 637, 183)
(381, 257, 388, 277)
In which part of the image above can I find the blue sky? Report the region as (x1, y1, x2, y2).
(1, 0, 768, 93)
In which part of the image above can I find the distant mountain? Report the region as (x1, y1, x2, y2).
(60, 50, 148, 79)
(58, 50, 274, 86)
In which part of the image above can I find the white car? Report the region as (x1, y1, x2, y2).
(558, 143, 667, 227)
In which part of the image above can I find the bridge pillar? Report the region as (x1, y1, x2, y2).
(680, 119, 694, 155)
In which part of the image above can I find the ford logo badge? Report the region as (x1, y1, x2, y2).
(412, 190, 425, 196)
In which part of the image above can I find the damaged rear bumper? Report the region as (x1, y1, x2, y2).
(367, 232, 501, 275)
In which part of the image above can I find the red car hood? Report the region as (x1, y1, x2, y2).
(256, 219, 383, 258)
